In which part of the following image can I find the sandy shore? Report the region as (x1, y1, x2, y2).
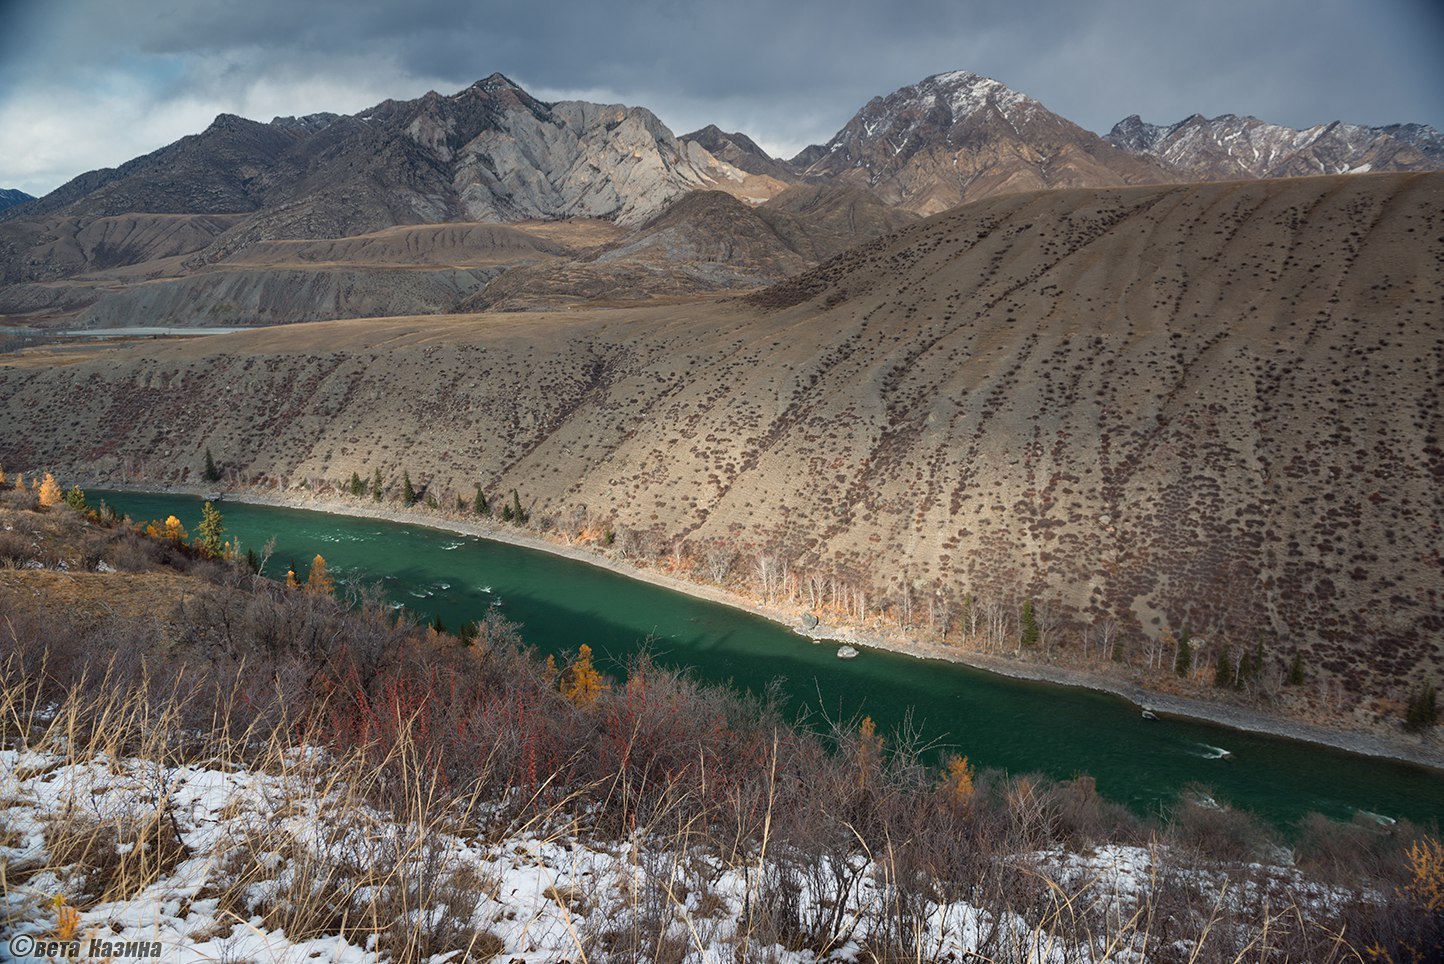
(98, 482, 1444, 773)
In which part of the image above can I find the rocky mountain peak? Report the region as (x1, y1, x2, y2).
(471, 71, 523, 93)
(1107, 112, 1444, 179)
(791, 68, 1171, 215)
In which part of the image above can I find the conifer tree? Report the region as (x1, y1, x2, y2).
(940, 754, 975, 810)
(37, 472, 62, 508)
(163, 515, 187, 542)
(857, 716, 885, 788)
(286, 561, 300, 590)
(1288, 652, 1305, 686)
(1019, 599, 1039, 648)
(1175, 630, 1193, 677)
(562, 644, 607, 705)
(511, 488, 526, 524)
(307, 554, 334, 595)
(202, 448, 220, 483)
(64, 485, 87, 513)
(372, 468, 385, 502)
(402, 471, 417, 506)
(474, 485, 489, 516)
(1215, 647, 1232, 687)
(197, 501, 226, 556)
(349, 471, 365, 497)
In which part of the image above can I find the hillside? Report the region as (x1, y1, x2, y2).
(2, 173, 1441, 718)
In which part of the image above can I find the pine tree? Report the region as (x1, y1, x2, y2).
(402, 471, 417, 506)
(1215, 647, 1232, 687)
(562, 644, 608, 705)
(349, 471, 365, 497)
(197, 501, 226, 556)
(372, 468, 385, 502)
(245, 547, 261, 574)
(473, 485, 489, 516)
(202, 448, 220, 483)
(306, 554, 334, 595)
(1019, 599, 1039, 648)
(1288, 652, 1305, 686)
(37, 472, 62, 508)
(1174, 630, 1193, 677)
(64, 485, 88, 513)
(511, 488, 526, 524)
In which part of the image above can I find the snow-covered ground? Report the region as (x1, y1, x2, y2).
(0, 746, 1354, 963)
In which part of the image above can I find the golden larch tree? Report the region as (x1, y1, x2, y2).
(37, 472, 62, 508)
(306, 554, 334, 595)
(562, 644, 608, 706)
(940, 754, 976, 810)
(857, 715, 885, 787)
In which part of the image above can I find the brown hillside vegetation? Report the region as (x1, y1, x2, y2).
(2, 172, 1441, 711)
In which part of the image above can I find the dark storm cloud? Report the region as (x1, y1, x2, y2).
(2, 0, 1441, 195)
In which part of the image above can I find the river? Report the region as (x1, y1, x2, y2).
(94, 490, 1444, 831)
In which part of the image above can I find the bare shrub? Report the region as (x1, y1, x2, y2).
(1166, 791, 1273, 863)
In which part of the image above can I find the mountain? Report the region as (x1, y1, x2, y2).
(4, 172, 1440, 715)
(790, 70, 1175, 215)
(1108, 113, 1444, 180)
(0, 74, 775, 281)
(5, 68, 1442, 331)
(680, 125, 797, 181)
(0, 188, 34, 212)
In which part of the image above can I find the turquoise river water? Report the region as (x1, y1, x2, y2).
(96, 491, 1443, 832)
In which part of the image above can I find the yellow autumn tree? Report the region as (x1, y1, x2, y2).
(163, 515, 187, 542)
(940, 754, 976, 810)
(562, 644, 608, 706)
(285, 563, 300, 589)
(1404, 836, 1444, 913)
(857, 715, 884, 787)
(37, 472, 62, 508)
(306, 554, 334, 595)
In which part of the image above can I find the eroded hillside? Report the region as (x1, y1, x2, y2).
(3, 173, 1441, 704)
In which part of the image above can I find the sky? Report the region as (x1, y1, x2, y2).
(1, 0, 1441, 197)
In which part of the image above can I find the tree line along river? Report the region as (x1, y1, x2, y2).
(96, 491, 1444, 832)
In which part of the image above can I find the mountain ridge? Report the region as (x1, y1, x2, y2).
(1107, 112, 1444, 180)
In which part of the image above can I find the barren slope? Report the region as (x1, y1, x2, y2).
(2, 173, 1440, 705)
